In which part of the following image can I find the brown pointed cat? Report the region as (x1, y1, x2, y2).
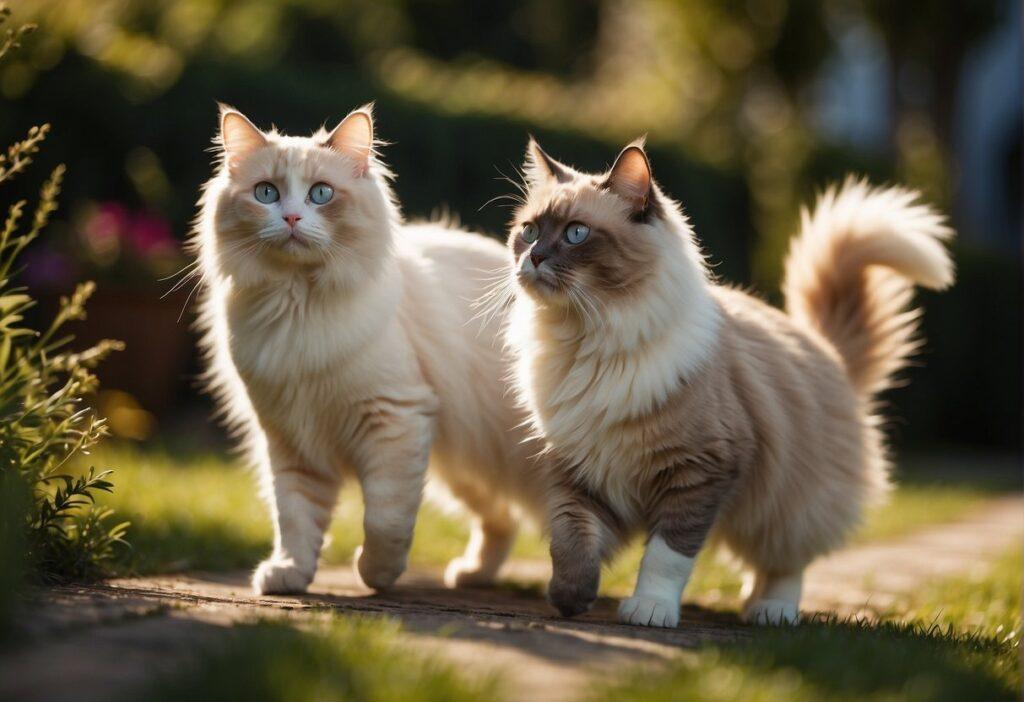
(504, 139, 954, 626)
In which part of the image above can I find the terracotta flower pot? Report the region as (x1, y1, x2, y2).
(35, 284, 195, 416)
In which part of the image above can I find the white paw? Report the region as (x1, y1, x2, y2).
(353, 545, 406, 590)
(743, 598, 800, 625)
(252, 558, 313, 595)
(443, 557, 498, 588)
(618, 595, 680, 628)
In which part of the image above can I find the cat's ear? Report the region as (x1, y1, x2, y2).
(219, 104, 267, 171)
(524, 137, 572, 185)
(326, 104, 374, 177)
(604, 140, 653, 212)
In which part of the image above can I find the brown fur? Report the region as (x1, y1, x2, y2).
(506, 146, 954, 624)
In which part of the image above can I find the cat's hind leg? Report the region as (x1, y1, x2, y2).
(444, 507, 517, 588)
(741, 569, 803, 625)
(441, 471, 517, 588)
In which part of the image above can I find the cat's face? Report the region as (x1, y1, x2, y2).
(206, 105, 395, 287)
(508, 140, 662, 308)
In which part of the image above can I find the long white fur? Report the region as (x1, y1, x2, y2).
(508, 200, 721, 522)
(790, 179, 954, 291)
(618, 535, 695, 628)
(507, 170, 954, 628)
(194, 110, 544, 595)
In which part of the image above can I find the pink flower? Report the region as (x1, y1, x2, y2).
(82, 202, 130, 261)
(128, 211, 175, 257)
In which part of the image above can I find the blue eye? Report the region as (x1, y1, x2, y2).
(254, 182, 279, 204)
(565, 222, 590, 244)
(309, 182, 334, 205)
(521, 222, 539, 243)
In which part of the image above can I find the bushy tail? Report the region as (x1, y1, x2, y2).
(782, 177, 955, 398)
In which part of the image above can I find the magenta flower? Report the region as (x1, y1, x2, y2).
(128, 211, 175, 257)
(82, 202, 130, 260)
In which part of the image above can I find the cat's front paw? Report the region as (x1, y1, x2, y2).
(742, 598, 800, 625)
(618, 595, 680, 628)
(547, 574, 598, 617)
(353, 544, 406, 590)
(444, 557, 498, 589)
(252, 557, 313, 595)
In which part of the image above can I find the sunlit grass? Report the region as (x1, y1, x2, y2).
(883, 549, 1021, 643)
(588, 550, 1022, 702)
(587, 619, 1019, 702)
(86, 443, 1020, 702)
(129, 549, 1021, 702)
(132, 615, 503, 702)
(85, 444, 1014, 590)
(84, 444, 471, 575)
(858, 481, 1018, 544)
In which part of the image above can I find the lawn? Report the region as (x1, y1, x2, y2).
(124, 549, 1021, 702)
(131, 616, 504, 702)
(85, 444, 1017, 602)
(588, 549, 1021, 702)
(78, 444, 1021, 701)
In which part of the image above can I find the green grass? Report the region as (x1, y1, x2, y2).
(83, 444, 472, 575)
(0, 473, 29, 641)
(588, 550, 1022, 702)
(858, 482, 1018, 543)
(128, 615, 502, 702)
(127, 547, 1021, 702)
(883, 549, 1021, 643)
(83, 444, 1016, 591)
(86, 444, 1019, 702)
(587, 619, 1018, 702)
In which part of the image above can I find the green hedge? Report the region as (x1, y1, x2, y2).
(1, 53, 1018, 451)
(885, 245, 1021, 451)
(0, 54, 754, 282)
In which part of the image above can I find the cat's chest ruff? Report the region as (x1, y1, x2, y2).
(532, 340, 714, 521)
(534, 346, 657, 458)
(227, 279, 397, 383)
(550, 423, 648, 526)
(536, 362, 655, 517)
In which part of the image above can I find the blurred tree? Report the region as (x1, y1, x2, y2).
(863, 0, 1000, 150)
(0, 0, 1015, 450)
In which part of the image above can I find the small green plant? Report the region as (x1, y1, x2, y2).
(0, 3, 126, 600)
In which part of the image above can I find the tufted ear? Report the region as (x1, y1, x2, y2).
(326, 104, 374, 176)
(524, 136, 572, 185)
(605, 141, 652, 212)
(219, 104, 267, 171)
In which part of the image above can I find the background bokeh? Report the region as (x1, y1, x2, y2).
(0, 0, 1020, 452)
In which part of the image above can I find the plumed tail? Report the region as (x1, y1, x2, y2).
(782, 177, 955, 398)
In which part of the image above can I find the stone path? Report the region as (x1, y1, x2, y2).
(2, 495, 1020, 702)
(802, 494, 1023, 614)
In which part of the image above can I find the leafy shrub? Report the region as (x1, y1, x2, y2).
(0, 4, 127, 619)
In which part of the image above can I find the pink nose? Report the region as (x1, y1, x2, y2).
(283, 214, 302, 227)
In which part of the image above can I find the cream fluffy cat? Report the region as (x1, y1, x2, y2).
(194, 105, 544, 595)
(504, 139, 954, 627)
